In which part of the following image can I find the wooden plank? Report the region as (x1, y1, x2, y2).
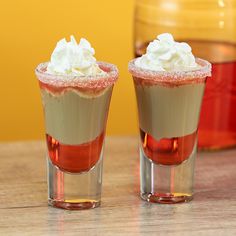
(0, 137, 236, 235)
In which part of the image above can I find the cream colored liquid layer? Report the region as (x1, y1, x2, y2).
(41, 87, 113, 145)
(135, 83, 205, 140)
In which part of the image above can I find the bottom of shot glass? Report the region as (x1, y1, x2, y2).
(140, 139, 197, 204)
(141, 192, 193, 204)
(47, 149, 103, 210)
(48, 199, 101, 210)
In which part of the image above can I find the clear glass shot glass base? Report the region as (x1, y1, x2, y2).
(48, 199, 100, 210)
(140, 143, 196, 204)
(47, 154, 103, 210)
(140, 192, 193, 204)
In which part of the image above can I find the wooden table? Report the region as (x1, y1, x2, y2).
(0, 137, 236, 235)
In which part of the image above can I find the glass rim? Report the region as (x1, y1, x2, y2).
(128, 58, 212, 85)
(35, 61, 119, 89)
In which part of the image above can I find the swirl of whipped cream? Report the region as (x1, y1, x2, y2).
(47, 36, 105, 76)
(135, 33, 198, 71)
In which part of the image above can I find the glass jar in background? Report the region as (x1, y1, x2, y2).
(134, 0, 236, 150)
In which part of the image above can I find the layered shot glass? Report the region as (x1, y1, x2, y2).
(35, 36, 118, 210)
(129, 33, 211, 203)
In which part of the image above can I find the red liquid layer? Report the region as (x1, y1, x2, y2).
(46, 132, 105, 173)
(140, 129, 197, 165)
(198, 61, 236, 149)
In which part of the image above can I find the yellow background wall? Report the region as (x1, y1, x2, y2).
(0, 0, 137, 141)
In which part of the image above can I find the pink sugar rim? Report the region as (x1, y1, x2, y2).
(128, 58, 212, 85)
(35, 61, 119, 89)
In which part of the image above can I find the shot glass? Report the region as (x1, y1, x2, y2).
(35, 62, 118, 210)
(129, 58, 211, 203)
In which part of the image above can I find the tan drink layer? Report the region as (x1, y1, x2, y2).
(135, 83, 205, 140)
(41, 87, 113, 145)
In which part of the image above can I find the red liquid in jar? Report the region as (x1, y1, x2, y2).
(198, 61, 236, 149)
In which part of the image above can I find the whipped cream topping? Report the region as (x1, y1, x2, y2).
(47, 36, 106, 76)
(135, 33, 198, 71)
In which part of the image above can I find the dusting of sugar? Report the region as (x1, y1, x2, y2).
(129, 58, 211, 87)
(36, 61, 118, 92)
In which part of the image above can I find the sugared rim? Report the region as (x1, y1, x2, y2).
(35, 61, 118, 89)
(128, 58, 211, 86)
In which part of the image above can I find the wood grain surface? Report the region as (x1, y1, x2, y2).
(0, 137, 236, 235)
